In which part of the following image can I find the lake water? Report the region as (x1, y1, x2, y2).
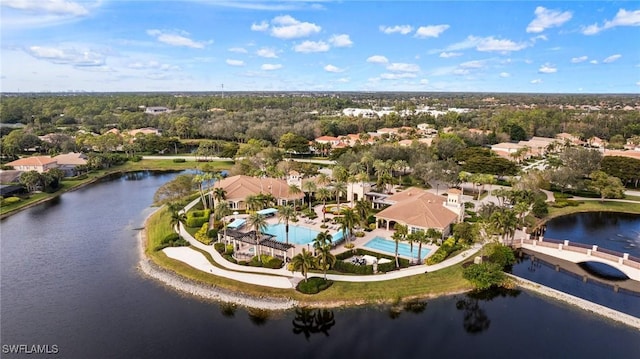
(2, 172, 639, 358)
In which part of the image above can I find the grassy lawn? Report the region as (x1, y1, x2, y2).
(624, 195, 640, 202)
(118, 159, 233, 171)
(547, 200, 640, 220)
(144, 207, 473, 305)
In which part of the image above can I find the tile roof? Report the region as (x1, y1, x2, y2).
(376, 188, 458, 229)
(213, 175, 304, 202)
(52, 152, 87, 166)
(6, 156, 56, 167)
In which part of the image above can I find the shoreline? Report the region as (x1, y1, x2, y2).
(508, 274, 640, 330)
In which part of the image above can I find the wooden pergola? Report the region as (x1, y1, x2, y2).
(224, 229, 294, 262)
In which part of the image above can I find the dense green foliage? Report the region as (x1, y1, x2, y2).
(296, 277, 333, 294)
(185, 209, 211, 228)
(425, 237, 460, 265)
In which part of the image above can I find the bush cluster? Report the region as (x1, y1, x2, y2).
(551, 200, 582, 208)
(247, 255, 283, 269)
(172, 158, 186, 163)
(156, 232, 189, 250)
(333, 261, 373, 275)
(425, 237, 460, 265)
(333, 248, 410, 274)
(296, 277, 333, 294)
(194, 222, 213, 245)
(214, 242, 225, 253)
(1, 196, 21, 206)
(186, 209, 211, 228)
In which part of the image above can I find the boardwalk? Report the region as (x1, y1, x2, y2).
(513, 237, 640, 281)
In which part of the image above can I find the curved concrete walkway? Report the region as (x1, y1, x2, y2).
(163, 212, 482, 289)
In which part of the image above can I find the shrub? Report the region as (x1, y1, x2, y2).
(369, 224, 376, 230)
(225, 244, 234, 255)
(344, 243, 354, 249)
(156, 232, 189, 250)
(320, 224, 328, 229)
(297, 277, 333, 294)
(194, 222, 213, 245)
(333, 261, 374, 275)
(223, 254, 237, 264)
(186, 209, 211, 228)
(354, 231, 365, 237)
(532, 198, 548, 218)
(263, 256, 284, 269)
(1, 197, 21, 205)
(214, 242, 225, 253)
(425, 237, 459, 265)
(207, 229, 218, 239)
(173, 158, 186, 163)
(463, 262, 506, 290)
(129, 155, 142, 162)
(487, 243, 516, 268)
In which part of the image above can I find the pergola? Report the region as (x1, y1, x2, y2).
(225, 229, 294, 262)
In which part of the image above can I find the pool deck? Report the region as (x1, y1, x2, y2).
(226, 204, 437, 262)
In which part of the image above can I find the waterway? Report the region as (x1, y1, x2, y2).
(1, 172, 639, 358)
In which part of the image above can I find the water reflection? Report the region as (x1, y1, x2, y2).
(387, 299, 428, 319)
(247, 308, 271, 326)
(220, 303, 237, 318)
(123, 171, 150, 181)
(456, 288, 521, 334)
(291, 308, 336, 340)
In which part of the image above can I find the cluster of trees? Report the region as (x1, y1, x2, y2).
(19, 169, 65, 193)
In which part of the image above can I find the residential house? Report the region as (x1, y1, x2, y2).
(374, 187, 461, 236)
(128, 127, 162, 137)
(52, 152, 88, 176)
(6, 156, 58, 173)
(212, 175, 304, 210)
(144, 106, 170, 115)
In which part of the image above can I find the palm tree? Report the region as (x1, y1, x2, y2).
(316, 187, 332, 222)
(333, 181, 347, 211)
(213, 187, 227, 210)
(316, 242, 336, 280)
(247, 212, 268, 261)
(316, 173, 331, 187)
(245, 194, 262, 213)
(391, 231, 403, 268)
(424, 228, 441, 263)
(313, 230, 333, 252)
(395, 224, 410, 255)
(354, 199, 371, 229)
(277, 204, 297, 245)
(291, 249, 317, 282)
(302, 181, 317, 211)
(339, 208, 358, 242)
(394, 160, 409, 185)
(169, 207, 185, 232)
(215, 201, 231, 243)
(289, 184, 302, 208)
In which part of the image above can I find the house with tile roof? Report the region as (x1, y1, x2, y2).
(6, 156, 58, 173)
(52, 152, 88, 176)
(212, 175, 304, 210)
(374, 187, 462, 236)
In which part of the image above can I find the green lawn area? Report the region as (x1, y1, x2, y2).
(624, 194, 640, 202)
(547, 200, 640, 219)
(144, 207, 474, 305)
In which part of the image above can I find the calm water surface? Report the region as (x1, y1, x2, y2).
(2, 172, 639, 358)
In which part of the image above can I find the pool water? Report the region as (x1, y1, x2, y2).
(364, 236, 430, 260)
(265, 224, 322, 245)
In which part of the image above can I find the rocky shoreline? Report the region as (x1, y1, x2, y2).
(509, 274, 640, 330)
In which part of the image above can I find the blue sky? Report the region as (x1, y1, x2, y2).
(1, 0, 639, 93)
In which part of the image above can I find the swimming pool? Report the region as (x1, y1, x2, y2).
(363, 236, 430, 260)
(265, 224, 322, 245)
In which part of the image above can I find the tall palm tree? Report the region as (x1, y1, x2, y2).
(339, 208, 358, 242)
(316, 187, 331, 222)
(316, 243, 336, 280)
(247, 212, 268, 261)
(289, 184, 302, 208)
(391, 231, 403, 268)
(394, 160, 409, 185)
(291, 248, 317, 282)
(313, 230, 333, 251)
(213, 187, 227, 210)
(169, 207, 185, 232)
(333, 181, 347, 212)
(277, 204, 297, 245)
(354, 199, 371, 229)
(245, 194, 262, 213)
(423, 229, 441, 263)
(215, 201, 231, 244)
(395, 224, 410, 255)
(302, 181, 317, 211)
(316, 173, 331, 187)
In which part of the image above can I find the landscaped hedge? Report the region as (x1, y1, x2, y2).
(186, 209, 211, 228)
(156, 232, 189, 250)
(333, 261, 374, 275)
(172, 158, 186, 163)
(214, 242, 225, 253)
(194, 222, 213, 245)
(1, 197, 21, 205)
(296, 277, 333, 294)
(333, 248, 410, 274)
(425, 237, 460, 265)
(248, 255, 283, 269)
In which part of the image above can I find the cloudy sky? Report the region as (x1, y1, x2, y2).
(1, 0, 639, 93)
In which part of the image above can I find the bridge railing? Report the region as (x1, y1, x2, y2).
(564, 245, 588, 254)
(624, 259, 640, 269)
(597, 247, 620, 256)
(591, 251, 620, 262)
(628, 255, 640, 264)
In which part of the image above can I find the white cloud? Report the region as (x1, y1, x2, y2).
(26, 45, 105, 67)
(414, 24, 450, 38)
(590, 60, 599, 64)
(128, 60, 180, 71)
(379, 25, 413, 35)
(530, 79, 543, 84)
(324, 64, 344, 73)
(3, 0, 90, 16)
(603, 54, 622, 63)
(380, 73, 417, 80)
(294, 40, 329, 53)
(439, 52, 462, 58)
(268, 15, 321, 39)
(420, 79, 429, 85)
(226, 59, 245, 67)
(367, 55, 389, 64)
(526, 6, 572, 33)
(459, 60, 486, 69)
(251, 21, 269, 32)
(582, 9, 640, 35)
(538, 64, 557, 73)
(452, 69, 470, 76)
(386, 62, 420, 72)
(261, 63, 282, 71)
(443, 35, 528, 53)
(636, 81, 640, 86)
(571, 56, 588, 63)
(256, 47, 278, 58)
(146, 29, 209, 48)
(228, 47, 248, 53)
(337, 77, 350, 83)
(329, 34, 353, 47)
(499, 72, 511, 78)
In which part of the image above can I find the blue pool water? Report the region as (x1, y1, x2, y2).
(364, 236, 430, 260)
(265, 224, 322, 245)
